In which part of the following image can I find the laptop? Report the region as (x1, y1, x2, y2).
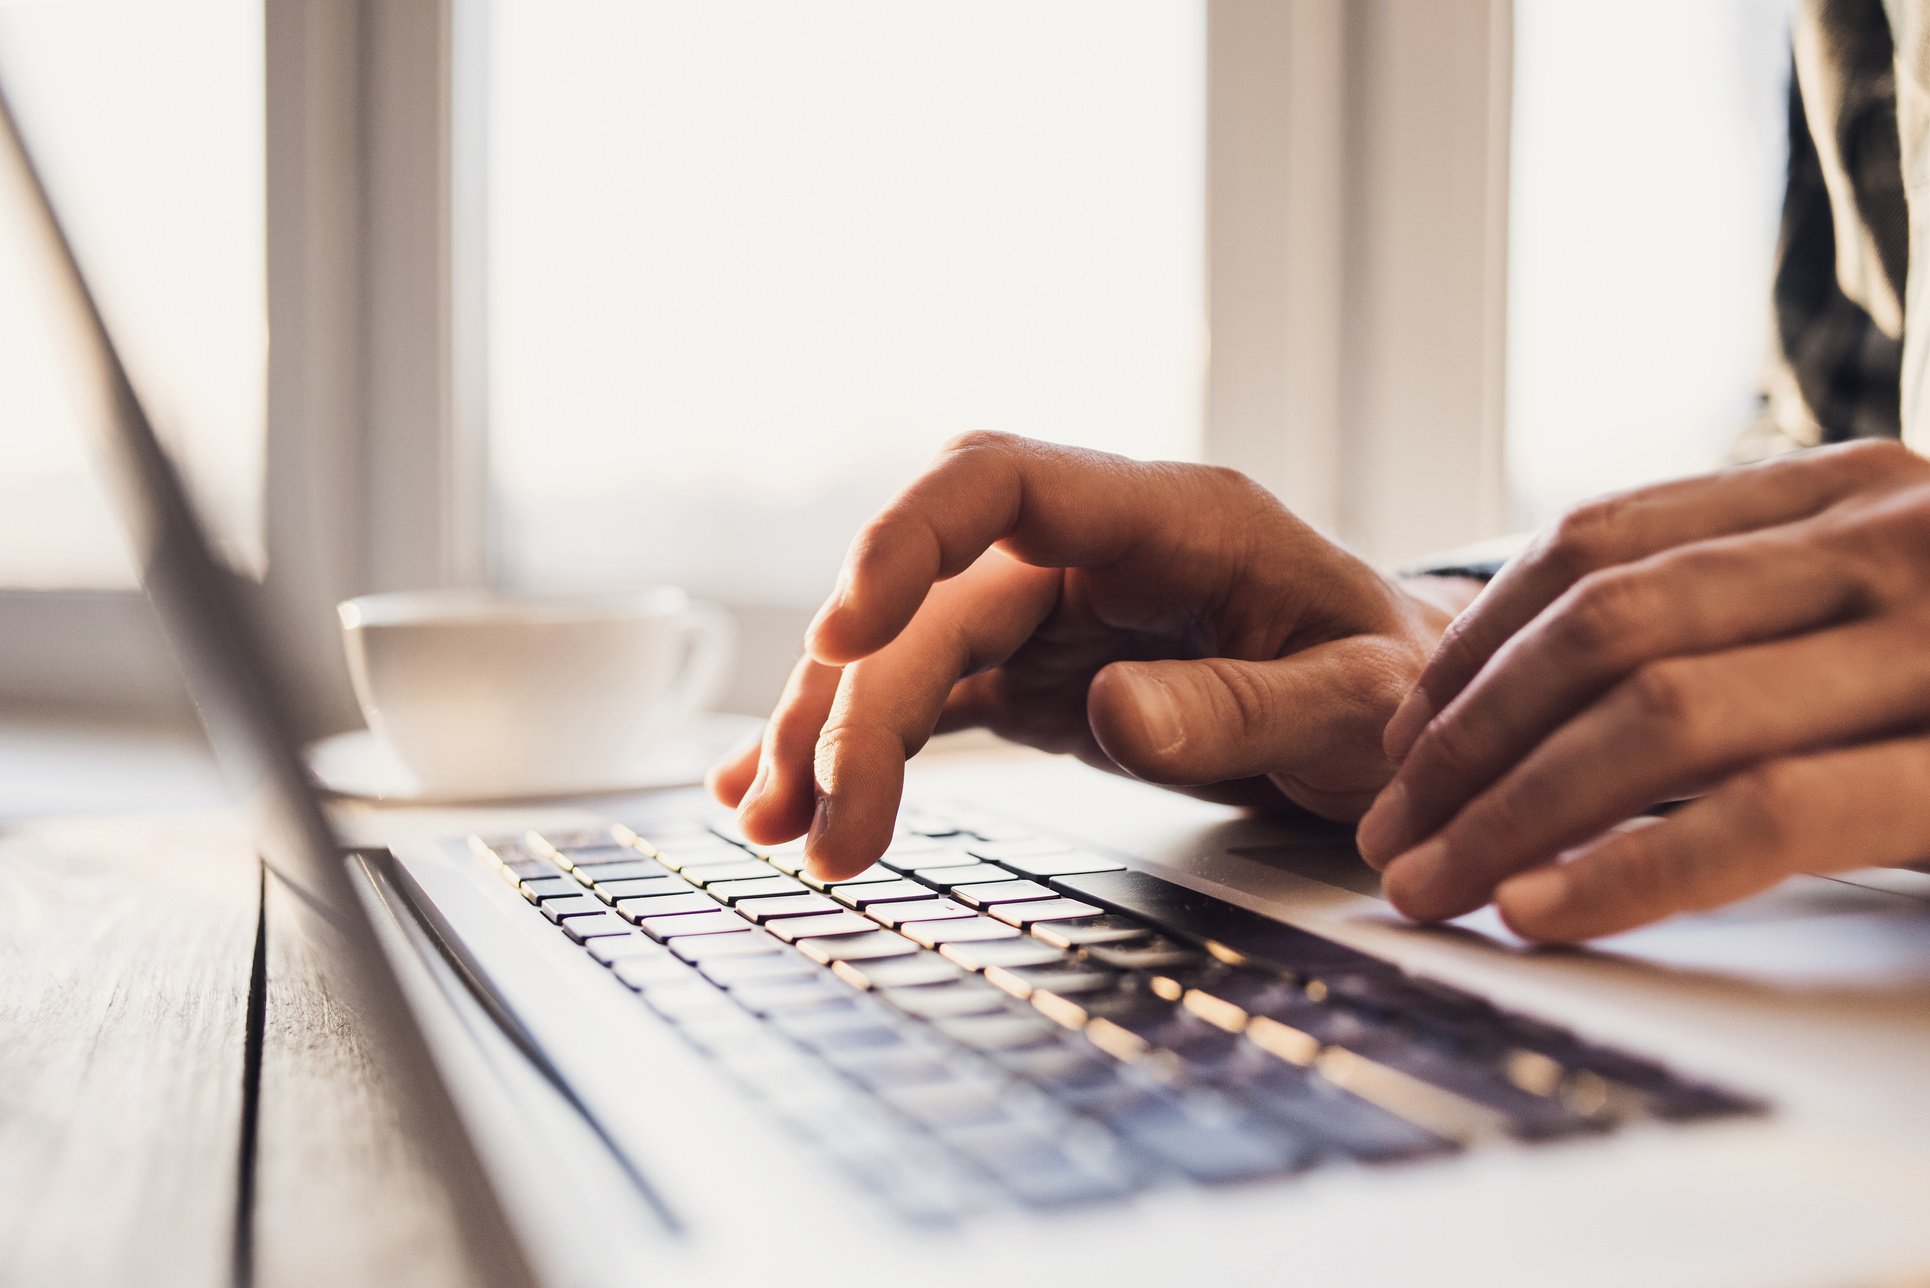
(13, 72, 1930, 1288)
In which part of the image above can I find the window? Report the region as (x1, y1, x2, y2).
(0, 0, 265, 588)
(1505, 0, 1794, 528)
(484, 0, 1207, 605)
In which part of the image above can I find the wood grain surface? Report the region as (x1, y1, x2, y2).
(251, 870, 478, 1288)
(0, 813, 257, 1288)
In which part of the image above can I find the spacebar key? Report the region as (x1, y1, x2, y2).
(1048, 870, 1392, 977)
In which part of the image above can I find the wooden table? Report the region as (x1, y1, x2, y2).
(0, 719, 478, 1288)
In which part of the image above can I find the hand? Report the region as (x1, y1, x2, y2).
(707, 432, 1464, 879)
(1356, 439, 1930, 942)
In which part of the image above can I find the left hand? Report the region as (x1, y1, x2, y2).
(1355, 439, 1930, 942)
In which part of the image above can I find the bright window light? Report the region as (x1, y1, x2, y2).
(1507, 0, 1794, 529)
(486, 0, 1206, 605)
(0, 0, 265, 588)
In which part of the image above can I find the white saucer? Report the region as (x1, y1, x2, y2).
(304, 711, 764, 805)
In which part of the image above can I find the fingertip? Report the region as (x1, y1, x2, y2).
(1379, 838, 1474, 923)
(801, 793, 889, 882)
(1086, 662, 1187, 783)
(1382, 688, 1434, 762)
(1354, 779, 1409, 869)
(706, 736, 763, 808)
(1495, 866, 1577, 942)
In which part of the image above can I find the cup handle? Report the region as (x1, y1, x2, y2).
(659, 600, 737, 730)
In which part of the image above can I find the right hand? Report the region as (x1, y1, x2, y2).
(707, 432, 1461, 880)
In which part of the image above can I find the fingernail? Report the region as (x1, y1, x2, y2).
(1355, 781, 1410, 868)
(1383, 690, 1435, 762)
(737, 758, 772, 817)
(1381, 837, 1452, 920)
(1496, 867, 1569, 935)
(1130, 671, 1184, 755)
(805, 578, 848, 653)
(801, 795, 834, 876)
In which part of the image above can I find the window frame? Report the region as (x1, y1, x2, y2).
(0, 0, 488, 730)
(2, 0, 1512, 729)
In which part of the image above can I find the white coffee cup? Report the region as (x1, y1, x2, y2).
(337, 588, 736, 797)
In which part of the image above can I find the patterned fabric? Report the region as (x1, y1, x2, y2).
(1737, 0, 1912, 459)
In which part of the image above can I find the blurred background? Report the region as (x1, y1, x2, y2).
(0, 0, 1793, 755)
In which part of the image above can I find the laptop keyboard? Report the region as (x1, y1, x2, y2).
(468, 808, 1761, 1222)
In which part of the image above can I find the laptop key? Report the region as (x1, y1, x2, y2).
(904, 917, 1022, 948)
(830, 953, 970, 991)
(952, 879, 1059, 908)
(613, 892, 721, 922)
(684, 861, 778, 886)
(539, 894, 605, 922)
(730, 980, 858, 1016)
(964, 838, 1072, 862)
(765, 912, 877, 942)
(878, 982, 1016, 1021)
(638, 910, 753, 941)
(575, 860, 673, 885)
(586, 934, 666, 965)
(501, 856, 561, 880)
(1084, 940, 1211, 972)
(932, 1012, 1064, 1051)
(934, 938, 1071, 973)
(832, 879, 934, 908)
(706, 875, 808, 903)
(556, 843, 648, 868)
(796, 932, 923, 965)
(1030, 915, 1155, 950)
(561, 911, 634, 942)
(611, 955, 696, 990)
(521, 876, 586, 902)
(986, 897, 1104, 928)
(801, 864, 898, 891)
(882, 846, 982, 873)
(669, 932, 785, 963)
(910, 863, 1010, 891)
(1107, 1095, 1313, 1183)
(735, 892, 843, 922)
(591, 876, 686, 903)
(699, 953, 822, 987)
(868, 897, 976, 928)
(984, 967, 1119, 1001)
(654, 841, 760, 871)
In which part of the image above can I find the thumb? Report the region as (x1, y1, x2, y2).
(1087, 644, 1403, 799)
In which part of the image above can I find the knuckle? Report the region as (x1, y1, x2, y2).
(1618, 659, 1700, 734)
(1818, 504, 1924, 603)
(1724, 761, 1804, 848)
(813, 718, 911, 777)
(1199, 463, 1270, 502)
(1540, 499, 1626, 581)
(1201, 658, 1274, 746)
(1834, 437, 1917, 479)
(939, 428, 1018, 459)
(1413, 704, 1486, 782)
(1551, 570, 1641, 662)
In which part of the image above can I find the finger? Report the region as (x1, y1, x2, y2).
(1359, 523, 1869, 864)
(1495, 735, 1930, 941)
(806, 432, 1288, 664)
(1383, 440, 1914, 761)
(1086, 637, 1414, 818)
(705, 732, 764, 807)
(804, 552, 1062, 879)
(735, 656, 842, 846)
(1379, 616, 1930, 921)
